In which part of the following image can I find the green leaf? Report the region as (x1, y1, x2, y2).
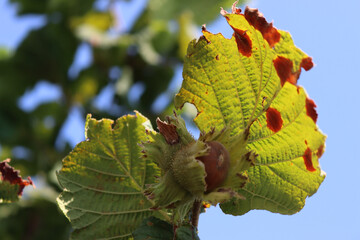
(132, 216, 173, 240)
(133, 216, 199, 240)
(0, 181, 20, 203)
(174, 6, 326, 215)
(57, 112, 169, 239)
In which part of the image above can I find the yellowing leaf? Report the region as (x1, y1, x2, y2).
(175, 5, 326, 215)
(0, 159, 34, 203)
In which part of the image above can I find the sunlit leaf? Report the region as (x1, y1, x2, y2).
(174, 6, 326, 215)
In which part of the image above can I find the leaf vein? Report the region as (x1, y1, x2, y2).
(67, 205, 151, 215)
(267, 166, 311, 194)
(241, 187, 295, 212)
(217, 39, 247, 129)
(60, 173, 142, 195)
(198, 58, 228, 126)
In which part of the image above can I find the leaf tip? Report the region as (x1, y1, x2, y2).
(220, 1, 241, 16)
(244, 6, 280, 48)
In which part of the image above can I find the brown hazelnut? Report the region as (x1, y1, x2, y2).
(196, 141, 230, 192)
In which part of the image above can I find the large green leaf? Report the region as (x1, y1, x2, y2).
(57, 112, 169, 239)
(174, 6, 326, 215)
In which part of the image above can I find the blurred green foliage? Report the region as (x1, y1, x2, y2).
(0, 0, 245, 238)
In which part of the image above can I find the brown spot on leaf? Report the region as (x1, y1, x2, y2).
(232, 27, 252, 57)
(317, 144, 325, 159)
(0, 159, 34, 195)
(305, 98, 318, 123)
(244, 7, 280, 48)
(300, 57, 314, 71)
(273, 56, 299, 86)
(215, 55, 219, 60)
(266, 107, 283, 132)
(156, 118, 179, 145)
(303, 147, 316, 172)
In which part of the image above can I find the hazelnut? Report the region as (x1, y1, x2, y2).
(196, 141, 230, 192)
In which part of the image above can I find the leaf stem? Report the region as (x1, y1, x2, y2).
(191, 199, 202, 228)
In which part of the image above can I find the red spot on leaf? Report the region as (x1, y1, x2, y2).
(300, 57, 314, 71)
(317, 145, 325, 159)
(266, 107, 283, 132)
(232, 27, 252, 57)
(305, 98, 318, 123)
(0, 159, 34, 195)
(303, 147, 316, 172)
(273, 56, 299, 86)
(244, 7, 280, 48)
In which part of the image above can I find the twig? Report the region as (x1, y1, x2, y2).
(191, 199, 202, 228)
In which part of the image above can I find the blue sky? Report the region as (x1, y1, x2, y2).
(1, 0, 360, 239)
